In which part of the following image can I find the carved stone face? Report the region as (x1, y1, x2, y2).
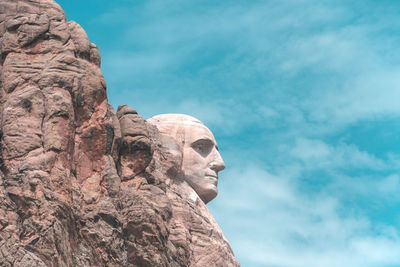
(181, 123, 225, 203)
(148, 114, 225, 204)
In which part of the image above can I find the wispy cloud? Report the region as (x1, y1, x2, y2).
(290, 138, 388, 170)
(210, 162, 400, 267)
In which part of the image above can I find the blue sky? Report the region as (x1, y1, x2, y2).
(58, 1, 400, 266)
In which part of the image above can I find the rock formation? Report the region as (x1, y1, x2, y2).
(0, 0, 240, 266)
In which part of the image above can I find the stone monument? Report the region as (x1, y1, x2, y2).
(0, 0, 240, 266)
(147, 114, 225, 204)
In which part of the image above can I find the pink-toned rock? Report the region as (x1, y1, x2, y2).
(0, 1, 240, 266)
(117, 105, 153, 181)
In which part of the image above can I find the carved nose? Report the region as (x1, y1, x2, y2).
(210, 151, 225, 173)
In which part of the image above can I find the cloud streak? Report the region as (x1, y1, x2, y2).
(210, 162, 400, 267)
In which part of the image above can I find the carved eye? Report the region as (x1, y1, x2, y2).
(191, 139, 214, 157)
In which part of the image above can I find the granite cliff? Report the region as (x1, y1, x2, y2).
(0, 0, 239, 266)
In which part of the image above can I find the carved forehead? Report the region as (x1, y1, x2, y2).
(183, 124, 216, 145)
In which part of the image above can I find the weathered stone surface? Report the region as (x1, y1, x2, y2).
(117, 105, 153, 182)
(0, 0, 239, 266)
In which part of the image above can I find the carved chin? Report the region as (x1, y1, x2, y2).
(203, 189, 218, 204)
(184, 174, 219, 204)
(197, 185, 218, 204)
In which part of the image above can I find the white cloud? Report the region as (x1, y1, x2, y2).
(350, 237, 400, 265)
(377, 174, 400, 195)
(211, 163, 400, 267)
(290, 138, 388, 170)
(309, 70, 400, 125)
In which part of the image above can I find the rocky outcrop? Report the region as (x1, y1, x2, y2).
(0, 1, 239, 266)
